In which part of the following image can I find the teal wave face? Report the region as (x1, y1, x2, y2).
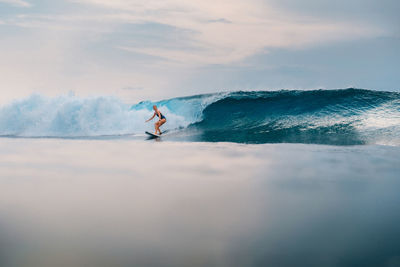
(186, 89, 400, 145)
(0, 89, 399, 145)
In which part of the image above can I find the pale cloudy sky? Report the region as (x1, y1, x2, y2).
(0, 0, 399, 103)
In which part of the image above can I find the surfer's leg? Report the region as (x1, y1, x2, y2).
(158, 119, 166, 134)
(154, 122, 160, 135)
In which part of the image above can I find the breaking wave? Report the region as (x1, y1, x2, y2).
(0, 89, 399, 145)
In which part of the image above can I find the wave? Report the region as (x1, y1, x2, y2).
(0, 89, 399, 145)
(0, 92, 224, 138)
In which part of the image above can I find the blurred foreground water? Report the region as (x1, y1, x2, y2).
(0, 139, 399, 267)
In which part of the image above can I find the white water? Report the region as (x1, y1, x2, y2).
(0, 93, 224, 137)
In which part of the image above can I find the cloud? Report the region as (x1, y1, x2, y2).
(65, 0, 385, 65)
(0, 0, 31, 7)
(207, 18, 232, 24)
(3, 0, 387, 65)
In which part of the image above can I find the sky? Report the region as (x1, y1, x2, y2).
(0, 0, 399, 104)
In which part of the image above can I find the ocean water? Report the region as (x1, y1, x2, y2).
(0, 88, 399, 146)
(1, 89, 400, 267)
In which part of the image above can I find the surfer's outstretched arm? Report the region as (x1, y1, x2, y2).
(145, 113, 156, 122)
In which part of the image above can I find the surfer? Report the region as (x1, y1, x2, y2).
(146, 105, 167, 135)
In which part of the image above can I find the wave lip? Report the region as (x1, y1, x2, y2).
(0, 88, 399, 146)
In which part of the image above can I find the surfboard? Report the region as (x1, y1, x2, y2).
(145, 131, 161, 138)
(145, 130, 169, 138)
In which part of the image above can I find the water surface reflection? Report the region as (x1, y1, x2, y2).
(0, 139, 399, 267)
